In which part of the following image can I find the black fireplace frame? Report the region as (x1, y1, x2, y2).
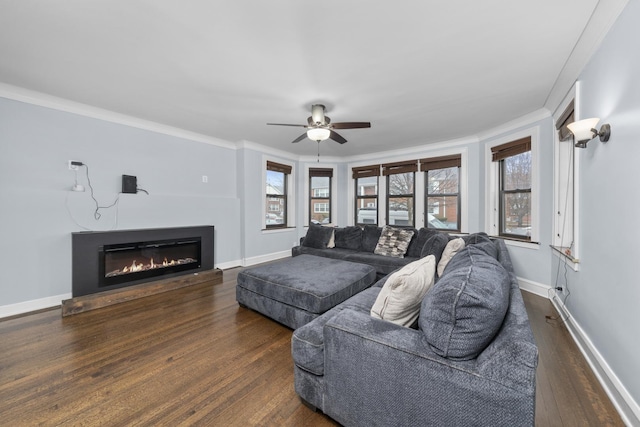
(72, 226, 214, 297)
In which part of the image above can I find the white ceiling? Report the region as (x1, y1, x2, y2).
(0, 1, 627, 157)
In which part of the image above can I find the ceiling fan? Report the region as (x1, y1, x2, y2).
(267, 104, 371, 144)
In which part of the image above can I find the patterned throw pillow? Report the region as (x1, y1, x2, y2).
(374, 226, 415, 258)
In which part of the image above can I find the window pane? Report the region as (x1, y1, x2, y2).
(265, 197, 285, 225)
(503, 152, 531, 191)
(356, 198, 377, 224)
(428, 167, 458, 194)
(266, 170, 285, 194)
(427, 195, 458, 230)
(311, 199, 330, 223)
(388, 173, 414, 195)
(356, 176, 378, 196)
(311, 176, 330, 197)
(502, 192, 531, 236)
(388, 197, 413, 226)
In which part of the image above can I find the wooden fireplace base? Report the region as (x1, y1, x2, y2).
(61, 268, 223, 317)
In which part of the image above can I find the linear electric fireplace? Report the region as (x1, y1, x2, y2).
(72, 226, 214, 297)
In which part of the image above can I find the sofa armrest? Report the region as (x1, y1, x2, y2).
(322, 309, 536, 427)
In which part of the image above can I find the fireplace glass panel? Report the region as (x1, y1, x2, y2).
(100, 238, 201, 287)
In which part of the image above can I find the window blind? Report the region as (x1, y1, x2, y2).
(491, 137, 531, 162)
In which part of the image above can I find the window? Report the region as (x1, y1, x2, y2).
(309, 168, 332, 224)
(353, 165, 380, 225)
(383, 160, 417, 227)
(553, 96, 579, 266)
(266, 160, 291, 229)
(421, 155, 461, 231)
(492, 137, 532, 240)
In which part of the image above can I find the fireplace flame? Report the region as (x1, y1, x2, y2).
(105, 257, 197, 278)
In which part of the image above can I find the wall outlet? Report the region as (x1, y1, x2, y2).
(202, 175, 208, 183)
(68, 160, 82, 170)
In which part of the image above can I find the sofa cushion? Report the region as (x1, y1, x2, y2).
(406, 228, 436, 258)
(361, 225, 382, 252)
(463, 232, 492, 245)
(370, 255, 436, 327)
(344, 252, 417, 277)
(334, 226, 363, 251)
(419, 246, 511, 360)
(302, 224, 334, 249)
(420, 232, 449, 264)
(437, 237, 465, 277)
(374, 226, 415, 258)
(292, 287, 382, 376)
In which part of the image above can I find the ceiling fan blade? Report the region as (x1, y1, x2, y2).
(291, 133, 308, 143)
(331, 122, 371, 129)
(329, 130, 347, 144)
(267, 123, 308, 128)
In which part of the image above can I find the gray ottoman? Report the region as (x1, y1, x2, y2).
(236, 254, 377, 329)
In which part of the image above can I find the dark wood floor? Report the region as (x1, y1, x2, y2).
(0, 267, 623, 426)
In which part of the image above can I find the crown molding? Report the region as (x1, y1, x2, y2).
(0, 82, 236, 150)
(237, 140, 300, 161)
(477, 108, 551, 142)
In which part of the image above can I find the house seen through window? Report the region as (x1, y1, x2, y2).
(383, 160, 417, 228)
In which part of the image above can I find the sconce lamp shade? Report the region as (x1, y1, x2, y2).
(307, 127, 331, 141)
(567, 118, 600, 142)
(566, 118, 611, 148)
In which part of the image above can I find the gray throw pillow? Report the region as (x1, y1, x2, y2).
(302, 224, 334, 249)
(374, 226, 415, 258)
(361, 225, 382, 253)
(406, 228, 435, 258)
(420, 233, 449, 264)
(419, 246, 511, 360)
(334, 226, 363, 251)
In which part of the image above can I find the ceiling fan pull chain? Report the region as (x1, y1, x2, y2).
(317, 141, 320, 162)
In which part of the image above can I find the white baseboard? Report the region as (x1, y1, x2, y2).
(517, 276, 551, 298)
(550, 294, 640, 426)
(242, 250, 291, 267)
(215, 259, 243, 270)
(0, 293, 71, 319)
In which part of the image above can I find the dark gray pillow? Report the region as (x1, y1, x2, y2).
(334, 226, 363, 250)
(361, 225, 382, 253)
(406, 228, 431, 258)
(419, 246, 510, 360)
(463, 232, 492, 245)
(302, 224, 334, 249)
(420, 233, 449, 264)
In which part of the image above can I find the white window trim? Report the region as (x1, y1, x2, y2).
(304, 163, 337, 226)
(262, 156, 296, 231)
(552, 83, 580, 270)
(484, 126, 539, 249)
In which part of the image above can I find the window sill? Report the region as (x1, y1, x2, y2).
(549, 245, 580, 264)
(262, 226, 296, 234)
(490, 235, 540, 250)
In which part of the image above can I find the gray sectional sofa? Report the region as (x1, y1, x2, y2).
(292, 224, 450, 279)
(290, 225, 538, 426)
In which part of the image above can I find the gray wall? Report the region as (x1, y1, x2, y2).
(558, 0, 640, 412)
(0, 97, 241, 306)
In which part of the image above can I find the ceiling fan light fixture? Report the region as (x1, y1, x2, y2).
(307, 127, 331, 141)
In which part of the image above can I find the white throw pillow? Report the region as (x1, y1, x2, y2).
(327, 229, 336, 248)
(437, 238, 465, 277)
(370, 255, 436, 327)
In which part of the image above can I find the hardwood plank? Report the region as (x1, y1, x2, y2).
(61, 268, 222, 316)
(0, 267, 623, 426)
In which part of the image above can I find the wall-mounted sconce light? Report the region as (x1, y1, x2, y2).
(566, 118, 611, 148)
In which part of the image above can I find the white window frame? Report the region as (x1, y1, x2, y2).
(314, 202, 329, 213)
(552, 83, 580, 270)
(485, 126, 540, 249)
